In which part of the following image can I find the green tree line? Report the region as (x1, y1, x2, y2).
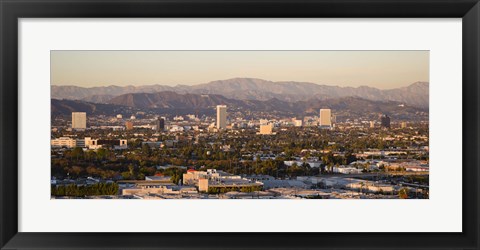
(51, 183, 119, 197)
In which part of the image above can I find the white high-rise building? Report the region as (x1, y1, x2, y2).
(319, 109, 332, 127)
(72, 112, 87, 129)
(216, 105, 227, 129)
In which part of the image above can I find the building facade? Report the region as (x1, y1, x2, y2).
(216, 105, 227, 129)
(71, 112, 86, 130)
(319, 109, 332, 127)
(380, 114, 391, 128)
(183, 169, 263, 192)
(156, 117, 165, 132)
(259, 123, 274, 135)
(51, 137, 77, 148)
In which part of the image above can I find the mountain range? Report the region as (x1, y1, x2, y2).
(51, 78, 429, 109)
(52, 91, 428, 121)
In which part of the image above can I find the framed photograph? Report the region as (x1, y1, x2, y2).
(1, 0, 479, 249)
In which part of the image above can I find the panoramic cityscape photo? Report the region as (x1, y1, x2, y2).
(50, 51, 429, 199)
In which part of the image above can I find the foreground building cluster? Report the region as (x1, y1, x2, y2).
(183, 169, 263, 192)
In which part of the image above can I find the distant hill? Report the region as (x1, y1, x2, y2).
(51, 99, 121, 116)
(108, 91, 245, 109)
(51, 78, 429, 108)
(52, 92, 428, 121)
(81, 94, 115, 103)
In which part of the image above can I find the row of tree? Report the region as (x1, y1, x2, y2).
(51, 183, 119, 197)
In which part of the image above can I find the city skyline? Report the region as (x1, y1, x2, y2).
(50, 50, 429, 200)
(51, 51, 429, 89)
(51, 104, 429, 199)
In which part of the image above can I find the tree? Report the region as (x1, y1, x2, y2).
(128, 164, 135, 175)
(398, 188, 409, 199)
(141, 144, 152, 157)
(171, 174, 181, 185)
(121, 171, 133, 180)
(51, 183, 120, 197)
(71, 147, 84, 161)
(359, 182, 365, 194)
(96, 148, 107, 160)
(69, 166, 84, 178)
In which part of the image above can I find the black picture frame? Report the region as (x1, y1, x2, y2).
(1, 0, 479, 249)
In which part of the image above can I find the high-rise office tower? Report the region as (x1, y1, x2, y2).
(216, 105, 227, 129)
(380, 114, 391, 128)
(156, 117, 165, 132)
(319, 109, 332, 127)
(72, 112, 87, 130)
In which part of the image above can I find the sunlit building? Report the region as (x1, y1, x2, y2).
(71, 112, 86, 130)
(319, 109, 332, 127)
(216, 105, 227, 129)
(259, 123, 274, 135)
(293, 119, 303, 127)
(51, 137, 77, 148)
(183, 169, 263, 192)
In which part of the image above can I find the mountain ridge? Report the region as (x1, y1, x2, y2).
(52, 78, 429, 108)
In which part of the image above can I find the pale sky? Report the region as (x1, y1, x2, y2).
(51, 51, 429, 89)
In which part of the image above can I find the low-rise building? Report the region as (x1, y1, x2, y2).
(183, 169, 263, 192)
(261, 179, 309, 189)
(84, 137, 128, 150)
(145, 176, 172, 182)
(284, 160, 322, 168)
(258, 123, 274, 135)
(333, 166, 363, 174)
(51, 137, 77, 148)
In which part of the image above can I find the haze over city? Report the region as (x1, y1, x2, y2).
(51, 50, 429, 89)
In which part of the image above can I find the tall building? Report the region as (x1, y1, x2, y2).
(319, 109, 332, 127)
(216, 105, 227, 129)
(380, 115, 391, 128)
(72, 112, 86, 130)
(401, 121, 407, 128)
(156, 117, 165, 132)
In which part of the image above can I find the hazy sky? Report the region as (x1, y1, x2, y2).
(51, 51, 429, 89)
